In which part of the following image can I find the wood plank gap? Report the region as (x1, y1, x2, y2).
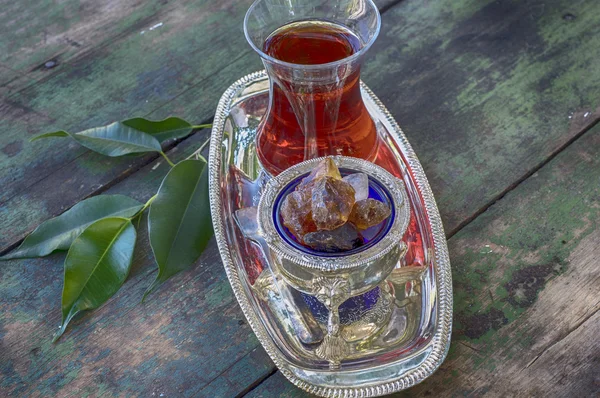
(447, 116, 600, 240)
(458, 341, 482, 354)
(190, 347, 273, 397)
(523, 300, 600, 370)
(379, 0, 407, 15)
(0, 144, 87, 208)
(237, 367, 278, 398)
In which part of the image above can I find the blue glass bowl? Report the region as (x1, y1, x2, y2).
(273, 169, 395, 256)
(273, 169, 395, 323)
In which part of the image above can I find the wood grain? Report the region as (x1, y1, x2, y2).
(0, 132, 276, 397)
(1, 0, 600, 396)
(0, 0, 402, 238)
(364, 0, 600, 233)
(0, 0, 396, 94)
(0, 0, 259, 251)
(247, 125, 600, 397)
(4, 0, 600, 253)
(0, 0, 201, 94)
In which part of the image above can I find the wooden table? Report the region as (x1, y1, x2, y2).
(1, 0, 599, 396)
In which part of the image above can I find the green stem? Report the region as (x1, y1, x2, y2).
(186, 136, 211, 162)
(190, 124, 212, 130)
(141, 194, 157, 212)
(130, 194, 158, 221)
(197, 136, 211, 155)
(159, 151, 175, 167)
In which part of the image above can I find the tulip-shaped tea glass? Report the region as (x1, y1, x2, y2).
(244, 0, 381, 175)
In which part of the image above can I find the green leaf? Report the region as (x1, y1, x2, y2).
(144, 159, 213, 299)
(30, 122, 162, 157)
(71, 122, 162, 156)
(30, 117, 210, 154)
(0, 195, 142, 260)
(30, 131, 69, 142)
(122, 117, 195, 143)
(54, 217, 136, 342)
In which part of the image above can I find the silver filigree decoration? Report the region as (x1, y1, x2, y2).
(312, 277, 350, 308)
(315, 334, 349, 366)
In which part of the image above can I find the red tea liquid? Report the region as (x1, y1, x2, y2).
(263, 20, 360, 65)
(257, 20, 379, 175)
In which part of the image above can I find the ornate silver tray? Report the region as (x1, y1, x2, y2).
(208, 70, 452, 396)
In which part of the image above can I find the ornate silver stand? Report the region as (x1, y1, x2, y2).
(208, 71, 453, 397)
(256, 156, 410, 368)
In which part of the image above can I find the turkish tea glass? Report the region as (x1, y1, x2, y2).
(244, 0, 381, 176)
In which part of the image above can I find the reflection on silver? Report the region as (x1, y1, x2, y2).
(234, 207, 324, 345)
(209, 70, 453, 397)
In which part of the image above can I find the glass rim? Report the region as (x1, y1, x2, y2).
(243, 0, 381, 70)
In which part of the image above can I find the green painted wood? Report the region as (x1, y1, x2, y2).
(0, 0, 256, 207)
(246, 124, 600, 397)
(0, 0, 260, 251)
(0, 0, 170, 94)
(2, 0, 600, 396)
(0, 0, 402, 260)
(0, 0, 393, 93)
(0, 65, 20, 94)
(5, 0, 599, 253)
(363, 0, 600, 233)
(0, 132, 275, 397)
(0, 0, 402, 224)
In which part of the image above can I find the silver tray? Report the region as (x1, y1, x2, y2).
(208, 70, 453, 396)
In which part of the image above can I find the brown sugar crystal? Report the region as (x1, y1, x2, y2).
(280, 158, 392, 251)
(280, 188, 316, 239)
(311, 176, 355, 231)
(348, 198, 392, 230)
(304, 223, 363, 253)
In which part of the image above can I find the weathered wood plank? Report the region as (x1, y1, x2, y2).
(0, 0, 256, 203)
(363, 0, 600, 233)
(5, 0, 599, 253)
(0, 0, 260, 250)
(503, 311, 600, 396)
(2, 0, 600, 396)
(0, 0, 401, 224)
(0, 56, 260, 252)
(0, 2, 400, 395)
(0, 0, 397, 94)
(246, 124, 600, 397)
(0, 0, 172, 94)
(0, 132, 275, 397)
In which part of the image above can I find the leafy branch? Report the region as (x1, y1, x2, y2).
(30, 117, 211, 167)
(1, 117, 213, 341)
